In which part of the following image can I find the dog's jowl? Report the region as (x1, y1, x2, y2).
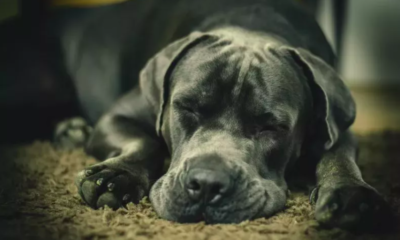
(64, 0, 392, 230)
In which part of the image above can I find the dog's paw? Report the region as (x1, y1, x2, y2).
(311, 183, 393, 231)
(75, 163, 147, 209)
(54, 117, 93, 149)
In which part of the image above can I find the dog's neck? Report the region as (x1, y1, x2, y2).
(208, 26, 290, 48)
(193, 5, 306, 50)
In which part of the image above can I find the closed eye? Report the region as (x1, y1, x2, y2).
(251, 112, 290, 136)
(257, 123, 289, 133)
(173, 101, 200, 118)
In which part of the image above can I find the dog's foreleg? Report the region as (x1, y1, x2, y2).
(75, 90, 167, 209)
(311, 131, 392, 230)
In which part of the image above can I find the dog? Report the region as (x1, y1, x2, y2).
(47, 0, 392, 230)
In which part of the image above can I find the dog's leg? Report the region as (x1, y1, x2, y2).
(311, 131, 392, 230)
(75, 91, 167, 210)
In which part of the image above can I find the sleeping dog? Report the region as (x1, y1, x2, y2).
(53, 0, 391, 230)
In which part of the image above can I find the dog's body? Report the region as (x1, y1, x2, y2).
(4, 0, 391, 230)
(58, 0, 333, 123)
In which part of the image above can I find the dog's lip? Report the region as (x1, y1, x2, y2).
(189, 210, 219, 224)
(179, 211, 218, 224)
(171, 191, 267, 224)
(177, 203, 222, 223)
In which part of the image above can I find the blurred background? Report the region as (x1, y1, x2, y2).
(0, 0, 400, 143)
(315, 0, 400, 133)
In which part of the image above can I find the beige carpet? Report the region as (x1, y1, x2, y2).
(0, 132, 399, 240)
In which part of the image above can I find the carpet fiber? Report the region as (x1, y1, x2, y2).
(0, 133, 399, 240)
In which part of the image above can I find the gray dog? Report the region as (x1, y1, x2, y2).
(52, 0, 391, 230)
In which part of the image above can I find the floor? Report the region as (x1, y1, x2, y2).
(0, 134, 399, 240)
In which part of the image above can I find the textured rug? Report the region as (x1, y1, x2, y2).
(0, 132, 399, 240)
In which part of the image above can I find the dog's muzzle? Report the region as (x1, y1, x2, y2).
(150, 151, 287, 224)
(183, 155, 234, 206)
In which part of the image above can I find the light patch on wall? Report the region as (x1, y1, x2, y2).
(315, 0, 336, 54)
(341, 0, 400, 85)
(316, 0, 400, 86)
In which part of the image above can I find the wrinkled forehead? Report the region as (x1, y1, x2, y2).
(170, 40, 307, 112)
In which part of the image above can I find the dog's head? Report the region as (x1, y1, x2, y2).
(139, 31, 355, 223)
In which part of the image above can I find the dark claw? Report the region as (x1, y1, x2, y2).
(85, 169, 93, 176)
(122, 194, 131, 202)
(309, 187, 319, 205)
(107, 182, 115, 191)
(96, 178, 104, 186)
(85, 165, 107, 177)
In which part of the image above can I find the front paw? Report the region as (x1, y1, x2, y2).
(75, 163, 147, 209)
(311, 183, 393, 231)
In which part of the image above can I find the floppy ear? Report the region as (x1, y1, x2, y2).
(285, 47, 356, 150)
(138, 32, 213, 136)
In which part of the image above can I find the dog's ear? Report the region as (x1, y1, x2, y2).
(139, 32, 212, 136)
(286, 47, 356, 150)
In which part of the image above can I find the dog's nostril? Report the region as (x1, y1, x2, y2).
(185, 169, 231, 204)
(186, 179, 203, 200)
(188, 180, 201, 191)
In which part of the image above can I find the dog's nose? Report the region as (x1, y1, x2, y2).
(185, 169, 232, 204)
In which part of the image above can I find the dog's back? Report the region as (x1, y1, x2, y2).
(58, 0, 334, 122)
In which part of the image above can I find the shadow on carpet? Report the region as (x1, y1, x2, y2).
(0, 132, 399, 240)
